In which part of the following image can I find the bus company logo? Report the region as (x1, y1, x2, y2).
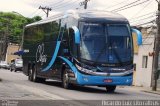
(36, 43, 47, 65)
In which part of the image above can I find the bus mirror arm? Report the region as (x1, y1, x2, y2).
(131, 28, 142, 45)
(72, 26, 80, 44)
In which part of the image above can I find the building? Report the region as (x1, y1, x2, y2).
(133, 26, 157, 87)
(5, 43, 21, 64)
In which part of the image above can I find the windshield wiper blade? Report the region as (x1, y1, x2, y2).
(112, 48, 123, 66)
(94, 44, 106, 65)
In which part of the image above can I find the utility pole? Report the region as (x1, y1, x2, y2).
(39, 6, 52, 17)
(0, 20, 9, 61)
(12, 11, 26, 51)
(2, 20, 9, 61)
(80, 0, 90, 9)
(152, 0, 160, 91)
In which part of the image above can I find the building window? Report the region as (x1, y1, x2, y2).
(142, 56, 148, 68)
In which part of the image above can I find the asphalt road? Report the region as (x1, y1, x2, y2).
(0, 68, 160, 106)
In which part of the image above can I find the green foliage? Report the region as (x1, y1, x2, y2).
(0, 12, 42, 44)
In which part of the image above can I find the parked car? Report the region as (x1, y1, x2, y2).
(10, 59, 23, 72)
(0, 61, 10, 69)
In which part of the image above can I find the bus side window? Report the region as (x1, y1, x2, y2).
(62, 27, 70, 56)
(69, 28, 77, 57)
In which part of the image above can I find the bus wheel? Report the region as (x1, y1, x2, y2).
(28, 68, 33, 81)
(106, 85, 116, 92)
(62, 69, 70, 89)
(32, 67, 38, 82)
(32, 67, 45, 83)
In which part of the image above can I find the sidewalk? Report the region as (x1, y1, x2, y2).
(119, 86, 160, 95)
(141, 88, 160, 95)
(132, 86, 160, 95)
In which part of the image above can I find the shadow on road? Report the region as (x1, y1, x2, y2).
(42, 80, 125, 95)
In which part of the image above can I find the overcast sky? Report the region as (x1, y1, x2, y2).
(0, 0, 158, 26)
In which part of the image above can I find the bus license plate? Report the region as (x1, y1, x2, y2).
(104, 79, 112, 83)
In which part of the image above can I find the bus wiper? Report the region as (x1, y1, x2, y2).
(94, 44, 106, 65)
(112, 48, 123, 66)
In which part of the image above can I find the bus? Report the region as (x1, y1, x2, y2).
(22, 10, 142, 92)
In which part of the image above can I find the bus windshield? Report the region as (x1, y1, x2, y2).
(79, 22, 132, 64)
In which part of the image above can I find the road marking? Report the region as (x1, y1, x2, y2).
(14, 84, 67, 100)
(14, 84, 91, 106)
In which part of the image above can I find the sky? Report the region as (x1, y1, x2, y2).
(0, 0, 158, 26)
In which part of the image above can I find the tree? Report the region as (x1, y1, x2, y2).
(0, 12, 42, 60)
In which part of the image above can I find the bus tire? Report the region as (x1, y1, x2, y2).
(62, 69, 70, 89)
(106, 85, 116, 92)
(32, 66, 39, 82)
(32, 66, 46, 83)
(28, 68, 33, 81)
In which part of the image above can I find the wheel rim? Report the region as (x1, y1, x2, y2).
(63, 71, 69, 87)
(33, 69, 36, 81)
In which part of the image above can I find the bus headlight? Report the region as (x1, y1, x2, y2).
(75, 64, 93, 73)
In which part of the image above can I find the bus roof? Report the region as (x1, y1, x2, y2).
(25, 10, 128, 27)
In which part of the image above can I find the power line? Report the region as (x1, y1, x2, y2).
(105, 0, 130, 10)
(114, 0, 150, 12)
(54, 2, 79, 11)
(129, 0, 153, 19)
(133, 19, 156, 26)
(129, 11, 156, 20)
(50, 0, 76, 9)
(130, 15, 156, 23)
(51, 0, 79, 11)
(112, 0, 150, 12)
(132, 19, 155, 26)
(130, 13, 156, 26)
(47, 0, 65, 6)
(111, 0, 141, 12)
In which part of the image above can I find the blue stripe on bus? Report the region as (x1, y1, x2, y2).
(58, 56, 132, 86)
(42, 41, 61, 72)
(58, 56, 77, 73)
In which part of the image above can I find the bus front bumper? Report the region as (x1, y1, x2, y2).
(71, 71, 133, 86)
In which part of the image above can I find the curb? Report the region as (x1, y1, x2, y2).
(142, 90, 160, 95)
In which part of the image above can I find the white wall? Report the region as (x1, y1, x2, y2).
(134, 33, 155, 87)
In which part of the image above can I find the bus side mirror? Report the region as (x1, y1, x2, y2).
(132, 28, 142, 45)
(13, 50, 24, 56)
(72, 26, 80, 44)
